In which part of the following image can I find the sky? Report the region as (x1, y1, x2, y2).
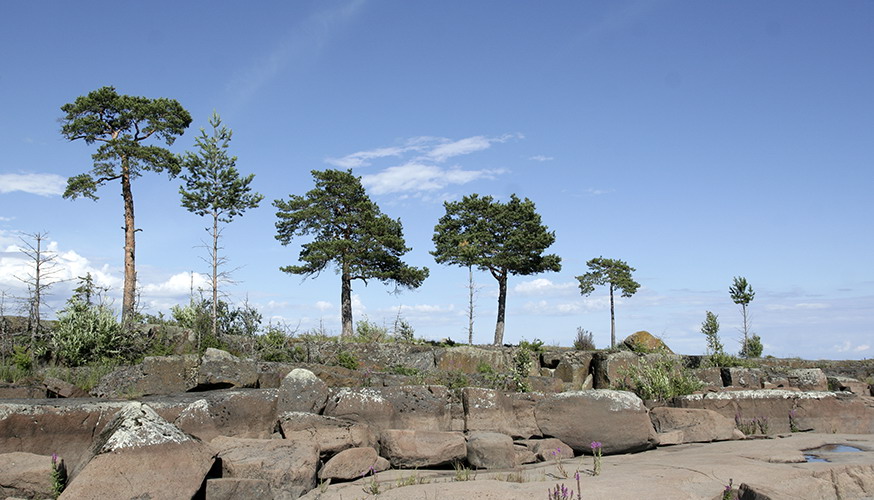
(0, 1, 872, 360)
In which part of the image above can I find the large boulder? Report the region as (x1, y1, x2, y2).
(43, 377, 89, 398)
(466, 431, 516, 469)
(787, 369, 828, 391)
(318, 447, 389, 481)
(435, 346, 510, 374)
(722, 367, 764, 389)
(60, 402, 214, 500)
(675, 390, 874, 434)
(461, 387, 540, 438)
(828, 376, 871, 396)
(278, 412, 377, 456)
(210, 436, 319, 499)
(0, 400, 127, 475)
(90, 355, 199, 397)
(148, 389, 279, 442)
(0, 452, 54, 499)
(534, 390, 656, 455)
(195, 348, 259, 390)
(516, 438, 574, 462)
(323, 385, 452, 431)
(623, 331, 672, 353)
(553, 352, 594, 388)
(379, 429, 467, 468)
(278, 368, 329, 414)
(649, 407, 736, 444)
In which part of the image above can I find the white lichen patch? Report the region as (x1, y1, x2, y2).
(100, 402, 191, 453)
(470, 389, 498, 410)
(177, 399, 210, 419)
(284, 368, 318, 383)
(679, 390, 837, 402)
(334, 387, 386, 404)
(551, 390, 644, 412)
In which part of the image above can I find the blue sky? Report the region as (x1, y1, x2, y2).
(1, 1, 872, 359)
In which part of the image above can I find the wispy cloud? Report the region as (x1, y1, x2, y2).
(765, 302, 829, 311)
(141, 272, 208, 297)
(513, 278, 577, 296)
(225, 0, 365, 111)
(0, 173, 66, 197)
(529, 155, 554, 162)
(586, 188, 614, 196)
(330, 134, 519, 196)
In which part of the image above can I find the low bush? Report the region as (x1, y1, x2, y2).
(51, 299, 131, 366)
(615, 352, 702, 400)
(573, 327, 596, 350)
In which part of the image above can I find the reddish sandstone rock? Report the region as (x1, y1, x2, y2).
(157, 389, 279, 442)
(516, 437, 574, 462)
(462, 387, 540, 439)
(534, 390, 656, 455)
(210, 436, 319, 499)
(323, 385, 452, 431)
(466, 431, 516, 469)
(379, 429, 466, 468)
(205, 478, 274, 499)
(278, 412, 377, 455)
(318, 447, 389, 481)
(623, 331, 672, 353)
(0, 452, 54, 499)
(278, 368, 329, 414)
(649, 407, 736, 444)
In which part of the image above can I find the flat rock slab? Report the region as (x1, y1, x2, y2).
(379, 429, 466, 468)
(535, 390, 655, 455)
(301, 433, 874, 499)
(210, 436, 319, 499)
(0, 452, 54, 499)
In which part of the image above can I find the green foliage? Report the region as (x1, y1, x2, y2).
(355, 318, 389, 343)
(701, 311, 723, 355)
(574, 327, 596, 350)
(615, 353, 703, 401)
(255, 325, 304, 362)
(432, 193, 561, 345)
(511, 339, 542, 393)
(51, 454, 67, 499)
(704, 352, 751, 368)
(336, 350, 359, 370)
(388, 363, 420, 376)
(476, 361, 495, 374)
(740, 334, 763, 358)
(169, 297, 261, 351)
(729, 276, 755, 306)
(274, 169, 429, 336)
(42, 362, 119, 392)
(51, 299, 129, 366)
(577, 257, 640, 348)
(392, 316, 416, 343)
(441, 370, 470, 390)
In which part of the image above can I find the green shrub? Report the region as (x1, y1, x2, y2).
(615, 353, 702, 401)
(355, 318, 388, 343)
(388, 363, 420, 376)
(511, 339, 542, 393)
(51, 299, 130, 366)
(336, 350, 359, 370)
(573, 327, 596, 350)
(256, 325, 304, 362)
(392, 317, 416, 343)
(740, 334, 763, 358)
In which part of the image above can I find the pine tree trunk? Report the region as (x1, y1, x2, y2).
(212, 212, 219, 342)
(121, 160, 137, 325)
(493, 271, 507, 345)
(609, 283, 616, 348)
(341, 266, 353, 337)
(468, 265, 474, 345)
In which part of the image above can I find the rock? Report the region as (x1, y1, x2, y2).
(514, 444, 538, 465)
(528, 376, 564, 392)
(827, 376, 871, 396)
(649, 407, 736, 444)
(461, 387, 540, 439)
(210, 436, 319, 499)
(0, 383, 45, 398)
(61, 402, 214, 500)
(0, 452, 54, 499)
(318, 447, 389, 481)
(90, 355, 199, 397)
(0, 400, 127, 476)
(676, 390, 874, 434)
(466, 431, 516, 469)
(722, 367, 764, 389)
(161, 389, 279, 442)
(195, 348, 259, 390)
(738, 482, 778, 499)
(436, 346, 509, 374)
(43, 378, 89, 398)
(787, 369, 828, 391)
(622, 331, 672, 353)
(693, 367, 724, 388)
(534, 390, 656, 454)
(516, 438, 574, 462)
(591, 351, 640, 389)
(278, 412, 377, 456)
(379, 429, 466, 468)
(278, 368, 329, 414)
(553, 352, 594, 387)
(323, 385, 451, 431)
(205, 478, 274, 500)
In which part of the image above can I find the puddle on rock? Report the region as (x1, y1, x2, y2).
(803, 444, 864, 462)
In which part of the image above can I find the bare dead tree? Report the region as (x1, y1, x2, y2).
(15, 232, 63, 345)
(0, 289, 11, 364)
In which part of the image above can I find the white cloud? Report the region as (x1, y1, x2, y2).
(854, 344, 870, 352)
(325, 146, 409, 168)
(0, 173, 67, 196)
(586, 188, 614, 196)
(395, 303, 455, 314)
(362, 163, 506, 195)
(832, 340, 869, 353)
(315, 300, 332, 311)
(522, 296, 610, 316)
(513, 278, 577, 296)
(765, 303, 829, 311)
(529, 155, 554, 162)
(0, 216, 15, 222)
(141, 272, 208, 297)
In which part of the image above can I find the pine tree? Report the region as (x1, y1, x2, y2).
(576, 257, 640, 348)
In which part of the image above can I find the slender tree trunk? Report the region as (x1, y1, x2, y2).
(211, 212, 219, 341)
(609, 283, 616, 348)
(32, 236, 41, 340)
(741, 303, 749, 351)
(341, 264, 353, 337)
(493, 271, 507, 345)
(467, 265, 475, 345)
(121, 160, 137, 325)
